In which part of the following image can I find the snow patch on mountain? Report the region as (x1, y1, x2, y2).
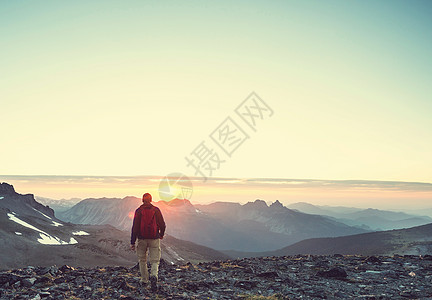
(33, 207, 53, 220)
(72, 231, 90, 236)
(8, 213, 44, 232)
(7, 212, 77, 245)
(32, 207, 63, 227)
(52, 221, 63, 227)
(37, 234, 78, 245)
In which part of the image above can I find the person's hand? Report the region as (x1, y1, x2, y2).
(130, 244, 136, 251)
(160, 236, 164, 240)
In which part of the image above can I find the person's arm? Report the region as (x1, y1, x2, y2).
(155, 208, 166, 239)
(130, 209, 140, 250)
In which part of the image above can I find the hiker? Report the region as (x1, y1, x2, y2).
(131, 193, 166, 291)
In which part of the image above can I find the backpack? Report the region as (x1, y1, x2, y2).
(139, 206, 158, 239)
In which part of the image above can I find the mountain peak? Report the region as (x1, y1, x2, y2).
(0, 182, 16, 195)
(165, 198, 193, 207)
(244, 199, 268, 209)
(0, 182, 55, 219)
(269, 200, 284, 209)
(289, 202, 318, 208)
(364, 208, 380, 212)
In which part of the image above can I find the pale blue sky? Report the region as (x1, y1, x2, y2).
(1, 1, 431, 183)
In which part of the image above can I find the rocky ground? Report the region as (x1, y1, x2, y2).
(1, 254, 432, 299)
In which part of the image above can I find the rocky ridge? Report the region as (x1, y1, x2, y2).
(1, 254, 432, 299)
(0, 183, 55, 219)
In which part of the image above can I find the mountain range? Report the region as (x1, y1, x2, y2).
(3, 181, 432, 270)
(58, 196, 367, 252)
(0, 183, 228, 269)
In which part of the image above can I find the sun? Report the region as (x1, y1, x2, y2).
(158, 173, 193, 201)
(159, 181, 181, 200)
(128, 211, 135, 220)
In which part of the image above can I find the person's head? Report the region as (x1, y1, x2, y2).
(142, 193, 152, 203)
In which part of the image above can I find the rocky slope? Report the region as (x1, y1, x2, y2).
(1, 254, 432, 299)
(0, 183, 55, 219)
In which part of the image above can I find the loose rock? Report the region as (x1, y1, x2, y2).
(0, 255, 431, 299)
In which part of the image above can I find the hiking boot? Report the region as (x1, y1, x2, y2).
(139, 280, 149, 290)
(149, 275, 158, 292)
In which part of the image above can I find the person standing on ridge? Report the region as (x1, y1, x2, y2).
(131, 193, 166, 291)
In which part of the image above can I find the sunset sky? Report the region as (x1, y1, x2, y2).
(1, 1, 431, 206)
(2, 175, 432, 210)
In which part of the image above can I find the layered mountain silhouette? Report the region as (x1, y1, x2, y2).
(288, 202, 432, 230)
(3, 181, 432, 272)
(261, 222, 432, 257)
(58, 197, 367, 252)
(0, 183, 228, 269)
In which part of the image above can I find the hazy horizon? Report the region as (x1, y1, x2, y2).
(2, 175, 431, 211)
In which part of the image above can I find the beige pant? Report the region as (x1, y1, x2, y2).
(136, 238, 161, 282)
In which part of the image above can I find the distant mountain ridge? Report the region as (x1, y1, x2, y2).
(287, 202, 432, 230)
(223, 221, 432, 259)
(266, 221, 432, 257)
(59, 197, 367, 252)
(36, 196, 82, 213)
